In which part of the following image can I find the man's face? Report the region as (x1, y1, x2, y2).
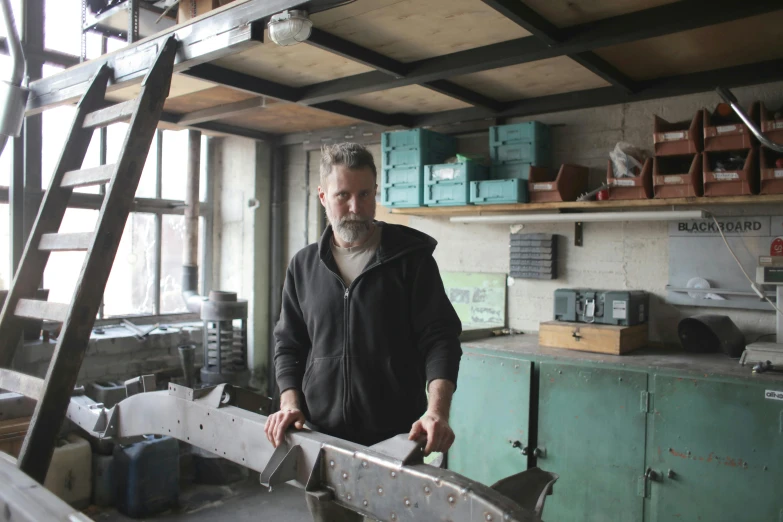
(319, 164, 377, 244)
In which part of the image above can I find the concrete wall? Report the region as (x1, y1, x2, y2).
(281, 81, 783, 345)
(212, 137, 272, 389)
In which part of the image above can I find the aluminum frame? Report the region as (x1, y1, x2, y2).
(65, 382, 558, 522)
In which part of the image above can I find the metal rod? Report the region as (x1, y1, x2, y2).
(716, 86, 783, 153)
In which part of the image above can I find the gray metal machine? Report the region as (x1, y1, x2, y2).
(554, 289, 649, 326)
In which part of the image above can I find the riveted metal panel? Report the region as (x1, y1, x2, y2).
(538, 362, 648, 522)
(647, 375, 783, 522)
(449, 350, 532, 486)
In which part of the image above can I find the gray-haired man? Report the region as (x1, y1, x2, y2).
(265, 143, 462, 521)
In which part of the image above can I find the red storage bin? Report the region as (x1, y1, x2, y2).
(654, 154, 703, 199)
(760, 146, 783, 195)
(703, 149, 758, 197)
(527, 164, 588, 202)
(760, 102, 783, 145)
(653, 112, 703, 156)
(608, 157, 653, 200)
(703, 102, 759, 152)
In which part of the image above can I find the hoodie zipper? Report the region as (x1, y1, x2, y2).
(319, 238, 428, 428)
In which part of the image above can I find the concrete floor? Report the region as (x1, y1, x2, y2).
(88, 479, 313, 522)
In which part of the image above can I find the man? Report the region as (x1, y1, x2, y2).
(265, 142, 462, 521)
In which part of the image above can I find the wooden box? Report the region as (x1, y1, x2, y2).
(178, 0, 226, 23)
(0, 417, 30, 458)
(538, 321, 648, 355)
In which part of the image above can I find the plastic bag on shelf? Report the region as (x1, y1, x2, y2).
(609, 142, 647, 178)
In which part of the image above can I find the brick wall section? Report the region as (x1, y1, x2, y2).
(12, 325, 203, 385)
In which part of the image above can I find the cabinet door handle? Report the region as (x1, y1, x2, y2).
(645, 467, 660, 482)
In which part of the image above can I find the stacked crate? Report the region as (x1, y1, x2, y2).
(652, 111, 704, 199)
(471, 122, 551, 205)
(424, 161, 488, 206)
(759, 102, 783, 195)
(701, 103, 759, 197)
(381, 129, 457, 208)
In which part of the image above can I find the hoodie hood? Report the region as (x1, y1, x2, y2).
(318, 221, 437, 264)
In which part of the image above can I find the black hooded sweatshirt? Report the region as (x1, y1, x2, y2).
(273, 221, 462, 446)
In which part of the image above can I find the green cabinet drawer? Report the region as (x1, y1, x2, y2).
(449, 351, 533, 486)
(537, 362, 648, 522)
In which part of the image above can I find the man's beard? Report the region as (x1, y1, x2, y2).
(327, 206, 374, 244)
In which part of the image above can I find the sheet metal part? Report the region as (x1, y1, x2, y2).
(65, 382, 554, 522)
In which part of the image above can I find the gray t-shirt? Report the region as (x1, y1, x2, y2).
(331, 225, 382, 286)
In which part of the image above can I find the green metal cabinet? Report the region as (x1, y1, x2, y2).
(645, 374, 783, 522)
(537, 362, 648, 522)
(450, 345, 783, 521)
(449, 351, 533, 486)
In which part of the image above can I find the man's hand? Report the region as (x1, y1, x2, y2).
(409, 379, 456, 456)
(409, 411, 455, 456)
(264, 389, 306, 447)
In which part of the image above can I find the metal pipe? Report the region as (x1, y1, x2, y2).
(716, 87, 783, 153)
(182, 129, 203, 313)
(268, 146, 284, 397)
(0, 0, 25, 85)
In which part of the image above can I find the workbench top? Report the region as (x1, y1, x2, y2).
(462, 333, 783, 384)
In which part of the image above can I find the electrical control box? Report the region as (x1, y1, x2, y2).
(554, 289, 649, 326)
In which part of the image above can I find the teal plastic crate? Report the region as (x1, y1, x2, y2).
(424, 181, 470, 206)
(381, 184, 422, 208)
(489, 121, 550, 146)
(489, 122, 551, 166)
(470, 179, 529, 204)
(382, 129, 457, 169)
(491, 142, 551, 166)
(491, 162, 533, 180)
(425, 162, 488, 184)
(383, 166, 422, 187)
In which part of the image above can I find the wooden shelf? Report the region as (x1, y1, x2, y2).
(388, 194, 783, 216)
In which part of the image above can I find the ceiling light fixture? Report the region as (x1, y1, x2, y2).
(268, 9, 312, 46)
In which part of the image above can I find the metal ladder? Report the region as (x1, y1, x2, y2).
(0, 36, 177, 483)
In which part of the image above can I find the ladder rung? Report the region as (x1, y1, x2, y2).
(83, 99, 137, 129)
(15, 299, 69, 323)
(39, 232, 92, 252)
(0, 368, 43, 400)
(61, 164, 115, 188)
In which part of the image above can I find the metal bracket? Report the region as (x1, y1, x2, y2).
(260, 443, 301, 488)
(574, 221, 583, 247)
(124, 375, 155, 397)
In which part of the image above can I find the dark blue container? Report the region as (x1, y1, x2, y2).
(114, 435, 179, 518)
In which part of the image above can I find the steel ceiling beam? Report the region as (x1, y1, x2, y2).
(296, 0, 782, 105)
(176, 97, 267, 126)
(159, 111, 280, 143)
(181, 64, 405, 127)
(0, 37, 80, 68)
(305, 28, 505, 111)
(25, 0, 315, 113)
(411, 58, 783, 127)
(306, 27, 409, 78)
(480, 0, 636, 92)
